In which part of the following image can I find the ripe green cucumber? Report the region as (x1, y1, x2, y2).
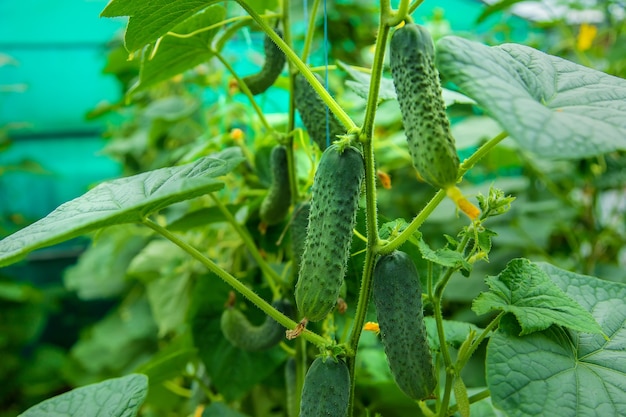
(220, 299, 292, 352)
(294, 73, 345, 151)
(390, 23, 459, 190)
(372, 250, 436, 400)
(243, 29, 286, 95)
(295, 144, 364, 322)
(290, 202, 310, 278)
(299, 357, 350, 417)
(260, 145, 292, 225)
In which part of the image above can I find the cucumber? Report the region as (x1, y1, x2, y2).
(295, 144, 364, 322)
(243, 29, 286, 95)
(260, 145, 292, 225)
(220, 299, 293, 352)
(372, 250, 436, 400)
(294, 73, 345, 151)
(390, 23, 459, 190)
(290, 202, 310, 278)
(284, 358, 298, 417)
(299, 356, 350, 417)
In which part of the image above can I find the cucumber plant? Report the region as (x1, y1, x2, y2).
(4, 1, 625, 417)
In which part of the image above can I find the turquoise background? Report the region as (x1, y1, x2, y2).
(0, 0, 529, 222)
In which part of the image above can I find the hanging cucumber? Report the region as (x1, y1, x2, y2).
(295, 144, 364, 322)
(260, 145, 292, 226)
(294, 73, 345, 151)
(389, 23, 459, 190)
(299, 356, 350, 417)
(220, 299, 293, 352)
(372, 250, 436, 400)
(284, 358, 298, 417)
(243, 28, 286, 95)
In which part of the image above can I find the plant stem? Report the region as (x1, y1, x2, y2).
(142, 218, 329, 347)
(382, 131, 510, 255)
(234, 0, 357, 132)
(447, 389, 491, 414)
(213, 50, 275, 133)
(386, 0, 410, 26)
(456, 312, 504, 370)
(301, 0, 322, 64)
(458, 131, 509, 177)
(282, 0, 299, 204)
(208, 193, 281, 295)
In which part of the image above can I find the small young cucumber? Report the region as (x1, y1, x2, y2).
(294, 73, 345, 151)
(260, 145, 292, 225)
(243, 29, 286, 95)
(390, 23, 459, 190)
(290, 202, 310, 278)
(295, 144, 364, 322)
(299, 357, 350, 417)
(220, 299, 292, 352)
(372, 250, 436, 400)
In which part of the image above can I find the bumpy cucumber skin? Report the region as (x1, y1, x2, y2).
(243, 29, 286, 95)
(260, 145, 292, 225)
(294, 73, 345, 151)
(220, 299, 292, 352)
(390, 24, 459, 190)
(290, 202, 310, 277)
(295, 145, 364, 322)
(299, 357, 350, 417)
(372, 250, 436, 400)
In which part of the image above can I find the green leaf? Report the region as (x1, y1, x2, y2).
(424, 317, 485, 351)
(135, 332, 197, 385)
(476, 0, 527, 24)
(146, 270, 193, 337)
(70, 297, 157, 377)
(487, 265, 626, 417)
(19, 374, 148, 417)
(473, 258, 604, 335)
(133, 6, 226, 92)
(416, 237, 468, 269)
(101, 0, 223, 52)
(436, 37, 626, 159)
(167, 204, 242, 231)
(0, 148, 245, 267)
(64, 226, 151, 300)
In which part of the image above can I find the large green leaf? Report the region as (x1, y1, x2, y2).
(133, 5, 226, 92)
(473, 258, 603, 335)
(19, 374, 148, 417)
(101, 0, 222, 52)
(0, 148, 244, 267)
(63, 226, 151, 300)
(486, 264, 626, 417)
(436, 37, 626, 159)
(101, 0, 278, 52)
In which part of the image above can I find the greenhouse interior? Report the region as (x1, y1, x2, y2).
(1, 0, 625, 416)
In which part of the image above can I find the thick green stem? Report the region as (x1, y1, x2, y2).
(142, 218, 328, 347)
(301, 0, 321, 64)
(208, 193, 282, 295)
(282, 0, 299, 204)
(386, 0, 410, 26)
(234, 0, 357, 132)
(213, 50, 274, 133)
(456, 312, 504, 370)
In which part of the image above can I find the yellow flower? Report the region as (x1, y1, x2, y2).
(363, 321, 380, 334)
(577, 23, 597, 52)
